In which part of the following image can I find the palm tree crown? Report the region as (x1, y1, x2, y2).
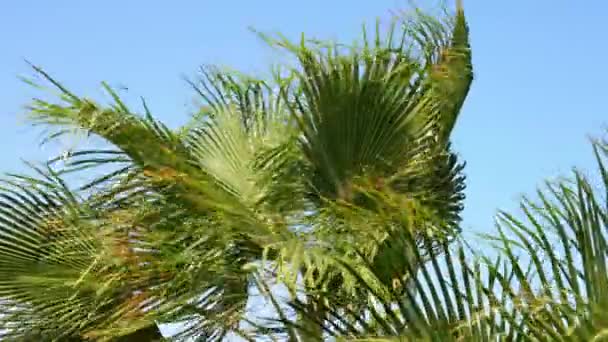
(3, 2, 606, 341)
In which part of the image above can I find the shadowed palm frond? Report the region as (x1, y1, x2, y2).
(258, 4, 471, 203)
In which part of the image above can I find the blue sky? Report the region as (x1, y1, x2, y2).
(1, 0, 607, 338)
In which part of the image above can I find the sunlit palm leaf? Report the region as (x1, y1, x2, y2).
(494, 134, 608, 341)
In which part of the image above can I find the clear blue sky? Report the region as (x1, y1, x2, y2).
(1, 0, 607, 337)
(1, 0, 607, 240)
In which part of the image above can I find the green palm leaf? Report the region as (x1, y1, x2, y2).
(493, 134, 608, 341)
(0, 2, 479, 341)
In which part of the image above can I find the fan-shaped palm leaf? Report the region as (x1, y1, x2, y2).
(1, 2, 474, 340)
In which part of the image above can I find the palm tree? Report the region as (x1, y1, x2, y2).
(0, 2, 472, 341)
(263, 131, 608, 341)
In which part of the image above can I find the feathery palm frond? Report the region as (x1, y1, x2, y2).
(492, 134, 608, 341)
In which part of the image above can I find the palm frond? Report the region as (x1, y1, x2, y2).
(3, 3, 481, 341)
(184, 67, 303, 212)
(250, 225, 518, 341)
(0, 166, 152, 340)
(0, 166, 257, 341)
(494, 134, 608, 340)
(257, 6, 471, 203)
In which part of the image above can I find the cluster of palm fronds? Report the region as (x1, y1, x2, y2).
(0, 2, 606, 341)
(250, 134, 608, 341)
